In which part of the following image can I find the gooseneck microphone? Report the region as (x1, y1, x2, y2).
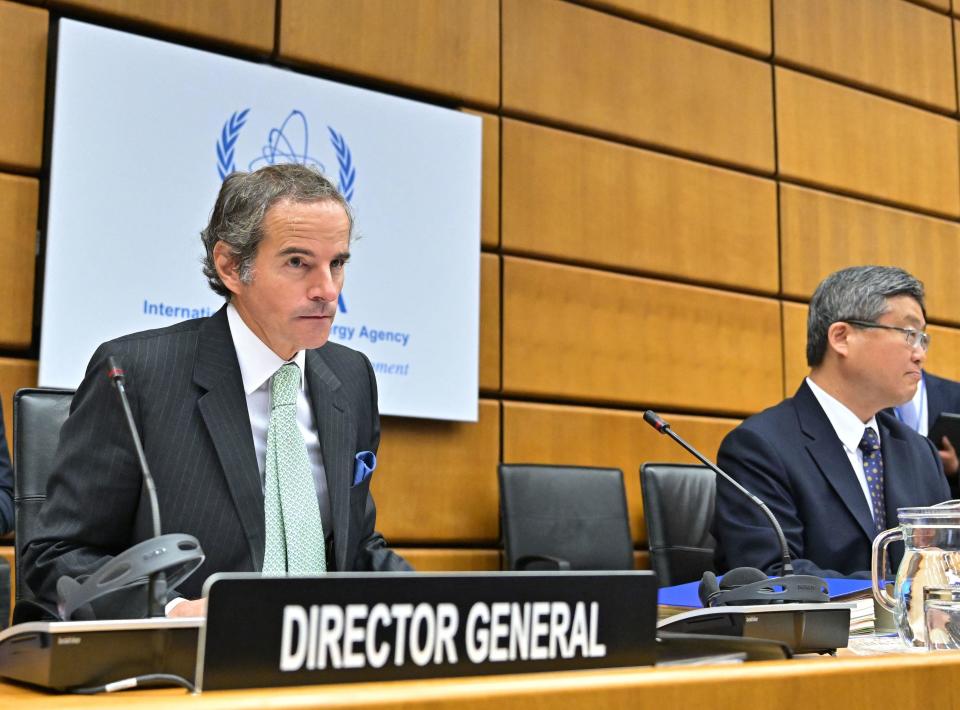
(55, 358, 205, 620)
(107, 358, 162, 546)
(107, 357, 166, 617)
(643, 410, 794, 576)
(643, 410, 829, 606)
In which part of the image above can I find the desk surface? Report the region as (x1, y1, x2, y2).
(2, 650, 959, 710)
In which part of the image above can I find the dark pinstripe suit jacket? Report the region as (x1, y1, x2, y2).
(23, 306, 409, 618)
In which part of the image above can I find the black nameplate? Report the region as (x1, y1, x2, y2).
(197, 571, 657, 690)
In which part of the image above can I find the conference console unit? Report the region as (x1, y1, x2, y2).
(0, 618, 201, 691)
(657, 602, 852, 655)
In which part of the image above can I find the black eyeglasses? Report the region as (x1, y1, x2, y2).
(843, 320, 930, 351)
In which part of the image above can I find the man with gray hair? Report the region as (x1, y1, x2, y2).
(24, 163, 410, 620)
(713, 266, 950, 578)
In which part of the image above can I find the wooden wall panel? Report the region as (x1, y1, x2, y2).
(781, 303, 960, 394)
(480, 253, 500, 393)
(0, 173, 38, 350)
(922, 0, 950, 12)
(775, 0, 956, 111)
(782, 302, 809, 397)
(393, 548, 500, 572)
(503, 401, 739, 545)
(0, 358, 39, 441)
(469, 111, 500, 250)
(501, 119, 778, 293)
(955, 19, 960, 107)
(374, 400, 500, 544)
(780, 184, 960, 326)
(47, 0, 275, 53)
(579, 0, 770, 56)
(776, 68, 960, 217)
(278, 0, 499, 108)
(392, 548, 650, 572)
(0, 1, 47, 172)
(926, 325, 960, 382)
(502, 257, 783, 415)
(502, 0, 774, 172)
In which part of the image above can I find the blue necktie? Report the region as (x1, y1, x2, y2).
(859, 427, 886, 534)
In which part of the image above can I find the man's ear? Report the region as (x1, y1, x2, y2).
(826, 321, 853, 359)
(213, 241, 243, 296)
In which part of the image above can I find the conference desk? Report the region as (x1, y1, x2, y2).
(1, 650, 957, 710)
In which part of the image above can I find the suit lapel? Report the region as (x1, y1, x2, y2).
(305, 348, 352, 571)
(194, 307, 264, 570)
(795, 382, 876, 541)
(878, 415, 915, 528)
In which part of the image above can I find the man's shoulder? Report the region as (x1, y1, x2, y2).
(731, 396, 799, 437)
(718, 392, 810, 464)
(926, 371, 960, 399)
(85, 317, 213, 381)
(100, 316, 207, 352)
(312, 340, 369, 368)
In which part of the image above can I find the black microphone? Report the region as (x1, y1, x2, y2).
(643, 410, 829, 605)
(55, 358, 205, 620)
(643, 409, 793, 575)
(107, 357, 166, 617)
(107, 358, 162, 543)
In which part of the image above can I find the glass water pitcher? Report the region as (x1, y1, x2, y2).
(872, 504, 960, 647)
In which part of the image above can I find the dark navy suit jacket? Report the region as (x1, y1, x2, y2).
(924, 372, 960, 427)
(714, 381, 950, 578)
(924, 371, 960, 499)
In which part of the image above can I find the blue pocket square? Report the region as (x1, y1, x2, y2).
(353, 451, 377, 486)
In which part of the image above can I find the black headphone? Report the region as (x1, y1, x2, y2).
(698, 567, 830, 607)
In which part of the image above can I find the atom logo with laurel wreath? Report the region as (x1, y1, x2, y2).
(215, 108, 356, 314)
(216, 109, 356, 203)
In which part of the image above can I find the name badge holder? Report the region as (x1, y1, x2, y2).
(196, 571, 657, 691)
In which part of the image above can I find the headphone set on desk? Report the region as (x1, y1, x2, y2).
(698, 567, 830, 607)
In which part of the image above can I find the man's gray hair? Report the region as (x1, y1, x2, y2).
(200, 164, 353, 299)
(806, 265, 925, 367)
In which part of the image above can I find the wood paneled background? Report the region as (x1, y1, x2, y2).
(3, 0, 960, 577)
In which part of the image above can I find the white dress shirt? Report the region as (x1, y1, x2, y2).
(226, 304, 333, 538)
(167, 306, 335, 613)
(896, 374, 928, 436)
(805, 377, 881, 523)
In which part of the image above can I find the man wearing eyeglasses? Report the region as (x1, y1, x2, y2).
(714, 266, 951, 578)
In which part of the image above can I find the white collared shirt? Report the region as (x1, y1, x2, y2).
(166, 306, 334, 614)
(805, 377, 880, 522)
(226, 304, 333, 538)
(898, 373, 928, 436)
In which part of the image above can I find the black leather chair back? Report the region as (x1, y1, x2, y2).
(13, 388, 75, 602)
(640, 462, 716, 587)
(499, 464, 634, 571)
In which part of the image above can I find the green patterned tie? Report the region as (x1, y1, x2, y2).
(262, 363, 327, 575)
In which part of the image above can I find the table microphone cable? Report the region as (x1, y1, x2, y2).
(67, 673, 196, 694)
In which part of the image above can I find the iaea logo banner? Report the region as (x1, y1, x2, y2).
(42, 20, 481, 421)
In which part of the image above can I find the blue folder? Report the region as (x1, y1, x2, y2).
(658, 577, 873, 608)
